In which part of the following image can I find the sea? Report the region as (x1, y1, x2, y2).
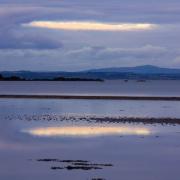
(0, 80, 180, 180)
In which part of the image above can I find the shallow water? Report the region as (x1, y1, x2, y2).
(1, 98, 180, 118)
(0, 99, 180, 180)
(1, 80, 180, 96)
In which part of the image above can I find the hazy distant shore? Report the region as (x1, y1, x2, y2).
(1, 94, 180, 101)
(0, 74, 103, 82)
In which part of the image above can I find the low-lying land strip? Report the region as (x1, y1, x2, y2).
(1, 94, 180, 101)
(7, 114, 180, 125)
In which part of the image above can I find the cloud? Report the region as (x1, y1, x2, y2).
(0, 0, 180, 70)
(64, 45, 167, 60)
(0, 30, 63, 49)
(23, 21, 157, 31)
(0, 45, 179, 71)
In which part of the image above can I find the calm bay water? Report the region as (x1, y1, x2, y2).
(1, 80, 180, 96)
(0, 98, 180, 180)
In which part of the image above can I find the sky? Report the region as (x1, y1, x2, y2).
(0, 0, 180, 71)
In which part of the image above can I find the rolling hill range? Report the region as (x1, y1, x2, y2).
(85, 65, 180, 74)
(1, 65, 180, 80)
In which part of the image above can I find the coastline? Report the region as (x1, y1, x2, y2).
(1, 94, 180, 101)
(8, 114, 180, 125)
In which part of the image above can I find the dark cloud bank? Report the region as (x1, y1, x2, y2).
(0, 0, 180, 71)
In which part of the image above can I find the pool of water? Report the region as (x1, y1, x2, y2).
(0, 99, 180, 180)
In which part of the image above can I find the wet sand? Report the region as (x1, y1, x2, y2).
(1, 98, 180, 180)
(36, 159, 113, 171)
(7, 114, 180, 125)
(1, 94, 180, 101)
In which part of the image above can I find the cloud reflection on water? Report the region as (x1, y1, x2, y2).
(23, 126, 151, 137)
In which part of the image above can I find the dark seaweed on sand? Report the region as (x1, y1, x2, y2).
(37, 159, 89, 163)
(72, 162, 113, 167)
(65, 165, 102, 170)
(8, 114, 180, 125)
(36, 158, 113, 171)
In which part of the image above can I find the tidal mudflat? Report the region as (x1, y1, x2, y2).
(0, 98, 180, 180)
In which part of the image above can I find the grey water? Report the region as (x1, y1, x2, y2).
(0, 98, 180, 180)
(1, 80, 180, 96)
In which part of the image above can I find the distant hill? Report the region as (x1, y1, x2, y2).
(84, 65, 180, 74)
(1, 65, 180, 80)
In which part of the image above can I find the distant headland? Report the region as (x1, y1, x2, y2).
(0, 74, 103, 82)
(1, 65, 180, 80)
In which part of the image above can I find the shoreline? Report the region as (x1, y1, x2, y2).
(1, 94, 180, 101)
(8, 114, 180, 125)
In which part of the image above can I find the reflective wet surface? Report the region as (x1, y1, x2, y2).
(0, 99, 180, 180)
(1, 80, 180, 96)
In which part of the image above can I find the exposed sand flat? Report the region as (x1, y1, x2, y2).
(8, 114, 180, 125)
(1, 94, 180, 101)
